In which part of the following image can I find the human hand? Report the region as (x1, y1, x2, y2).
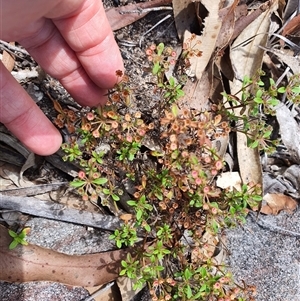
(0, 0, 124, 155)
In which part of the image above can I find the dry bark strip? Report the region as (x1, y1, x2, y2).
(0, 194, 123, 232)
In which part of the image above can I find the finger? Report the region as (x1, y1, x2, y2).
(0, 62, 62, 155)
(51, 0, 124, 89)
(18, 19, 109, 107)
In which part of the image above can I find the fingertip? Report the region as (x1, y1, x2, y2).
(25, 129, 63, 156)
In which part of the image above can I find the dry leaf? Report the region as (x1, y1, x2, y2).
(229, 0, 278, 185)
(0, 225, 127, 286)
(215, 0, 240, 50)
(184, 0, 225, 80)
(1, 42, 15, 72)
(181, 68, 212, 111)
(276, 103, 300, 163)
(216, 171, 242, 191)
(260, 193, 297, 215)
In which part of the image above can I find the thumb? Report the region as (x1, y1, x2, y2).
(0, 62, 62, 155)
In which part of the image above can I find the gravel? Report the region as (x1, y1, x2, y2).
(225, 209, 300, 301)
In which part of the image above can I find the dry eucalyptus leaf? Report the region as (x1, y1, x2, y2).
(181, 68, 212, 111)
(260, 193, 298, 215)
(184, 0, 225, 80)
(229, 0, 277, 186)
(0, 225, 127, 287)
(215, 0, 239, 50)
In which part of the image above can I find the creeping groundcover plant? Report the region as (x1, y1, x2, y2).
(56, 42, 299, 300)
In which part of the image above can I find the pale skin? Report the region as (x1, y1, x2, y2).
(0, 0, 124, 155)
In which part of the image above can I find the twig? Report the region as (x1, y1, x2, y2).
(0, 40, 29, 56)
(139, 14, 172, 47)
(119, 6, 172, 15)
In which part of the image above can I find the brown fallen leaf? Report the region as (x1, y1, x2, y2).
(1, 42, 15, 72)
(260, 193, 298, 215)
(106, 0, 172, 32)
(0, 224, 128, 287)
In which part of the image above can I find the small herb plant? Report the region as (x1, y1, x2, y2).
(55, 42, 298, 300)
(8, 228, 30, 250)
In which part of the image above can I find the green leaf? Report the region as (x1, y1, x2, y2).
(184, 268, 193, 280)
(156, 42, 164, 55)
(112, 194, 120, 201)
(70, 180, 86, 188)
(136, 209, 143, 221)
(8, 230, 17, 238)
(254, 97, 263, 104)
(127, 200, 136, 206)
(121, 260, 128, 268)
(20, 240, 28, 246)
(252, 195, 262, 201)
(186, 284, 193, 299)
(9, 240, 19, 250)
(154, 191, 163, 201)
(263, 130, 272, 138)
(152, 62, 160, 75)
(292, 86, 300, 94)
(102, 188, 110, 195)
(92, 178, 108, 185)
(144, 223, 151, 232)
(277, 86, 286, 93)
(119, 269, 126, 276)
(171, 103, 179, 117)
(168, 76, 175, 86)
(268, 97, 279, 106)
(249, 140, 259, 148)
(116, 240, 122, 248)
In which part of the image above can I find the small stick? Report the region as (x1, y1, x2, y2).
(139, 14, 172, 47)
(120, 6, 173, 15)
(0, 40, 29, 56)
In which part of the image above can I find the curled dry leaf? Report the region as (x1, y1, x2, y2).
(260, 193, 298, 215)
(0, 225, 127, 287)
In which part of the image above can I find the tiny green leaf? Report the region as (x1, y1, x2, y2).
(92, 178, 108, 185)
(70, 180, 86, 188)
